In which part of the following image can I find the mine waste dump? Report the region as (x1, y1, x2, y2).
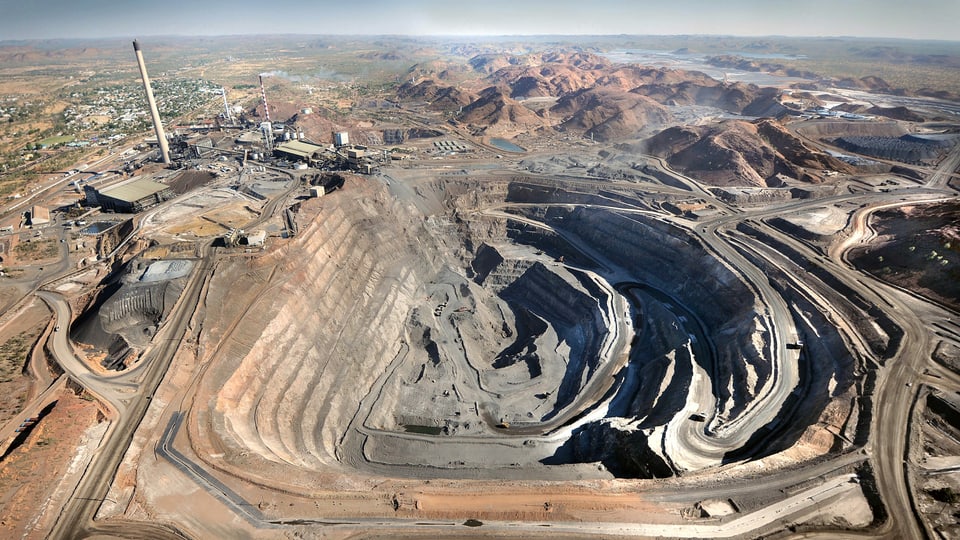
(198, 178, 869, 482)
(73, 258, 194, 370)
(832, 133, 960, 164)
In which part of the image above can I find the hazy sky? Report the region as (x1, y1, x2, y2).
(1, 0, 957, 41)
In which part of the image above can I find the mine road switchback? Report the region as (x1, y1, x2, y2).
(194, 156, 953, 536)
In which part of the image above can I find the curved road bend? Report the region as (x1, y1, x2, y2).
(158, 401, 867, 539)
(481, 202, 800, 467)
(641, 154, 954, 538)
(44, 247, 214, 540)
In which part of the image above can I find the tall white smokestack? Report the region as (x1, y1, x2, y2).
(259, 75, 271, 123)
(259, 75, 273, 151)
(133, 40, 170, 165)
(222, 87, 232, 121)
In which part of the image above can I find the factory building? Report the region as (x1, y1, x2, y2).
(334, 131, 349, 147)
(223, 228, 267, 247)
(235, 131, 263, 145)
(192, 137, 216, 158)
(84, 178, 175, 213)
(245, 230, 267, 247)
(29, 205, 50, 226)
(274, 140, 325, 162)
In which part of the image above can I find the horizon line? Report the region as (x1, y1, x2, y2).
(2, 32, 959, 44)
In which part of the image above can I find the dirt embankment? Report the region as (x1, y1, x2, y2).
(397, 79, 478, 112)
(458, 85, 548, 136)
(0, 299, 50, 425)
(0, 388, 104, 539)
(71, 257, 188, 370)
(552, 88, 671, 141)
(832, 134, 958, 165)
(795, 121, 908, 139)
(195, 176, 442, 475)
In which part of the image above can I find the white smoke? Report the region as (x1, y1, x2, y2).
(259, 70, 303, 82)
(259, 68, 346, 82)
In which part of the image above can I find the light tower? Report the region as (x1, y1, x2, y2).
(132, 40, 170, 164)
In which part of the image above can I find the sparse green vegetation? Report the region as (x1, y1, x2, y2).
(0, 146, 85, 198)
(0, 330, 37, 384)
(790, 58, 960, 96)
(35, 436, 55, 447)
(601, 35, 960, 95)
(14, 238, 59, 261)
(37, 135, 75, 147)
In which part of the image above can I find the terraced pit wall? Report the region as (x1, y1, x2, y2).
(736, 222, 903, 361)
(512, 205, 772, 424)
(727, 234, 865, 455)
(189, 176, 855, 485)
(196, 181, 445, 476)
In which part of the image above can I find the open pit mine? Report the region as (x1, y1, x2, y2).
(4, 38, 960, 540)
(194, 177, 858, 481)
